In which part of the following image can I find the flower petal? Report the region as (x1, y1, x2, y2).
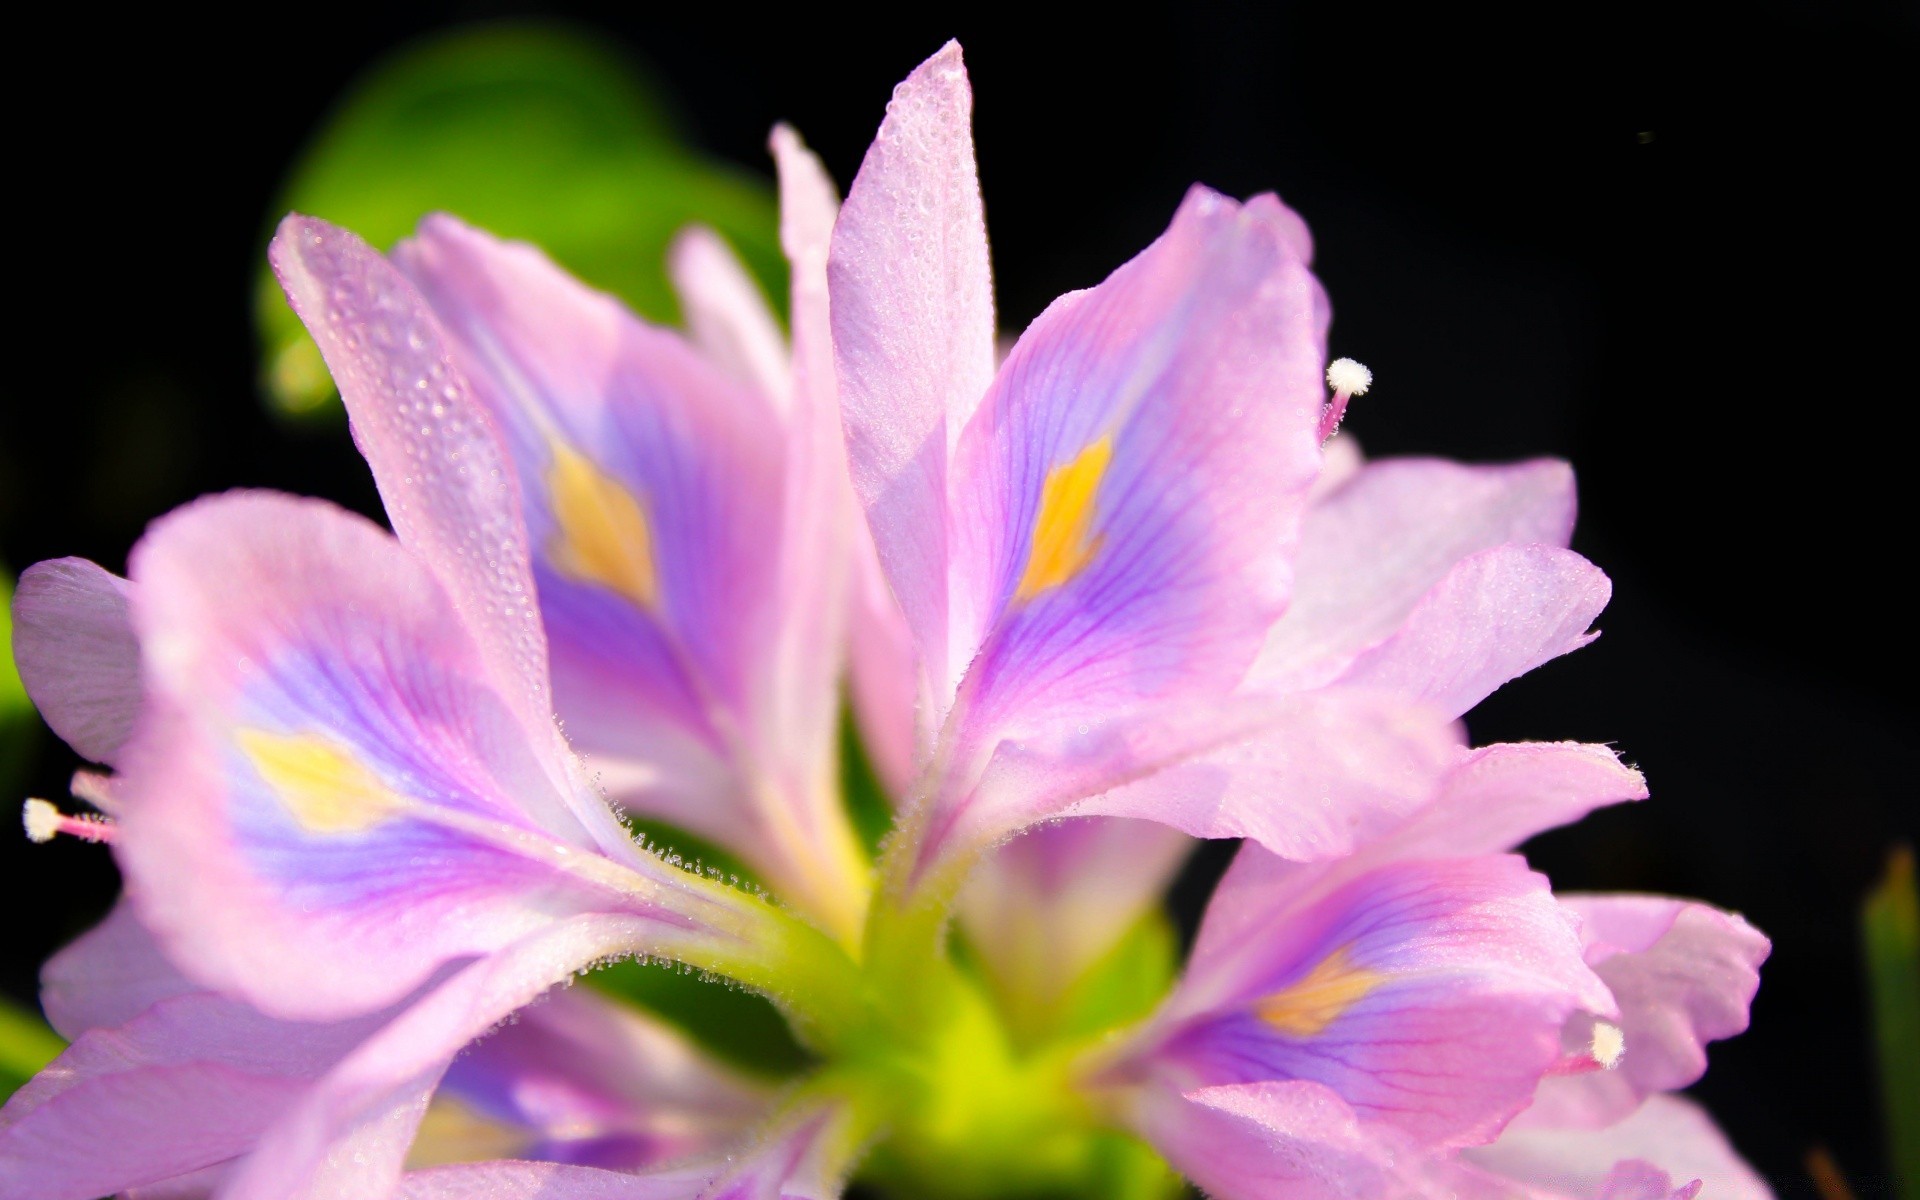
(220, 914, 664, 1200)
(668, 226, 791, 407)
(1330, 545, 1611, 720)
(11, 557, 139, 765)
(1185, 741, 1646, 972)
(400, 1160, 712, 1199)
(1129, 1080, 1397, 1200)
(944, 186, 1324, 741)
(760, 125, 857, 809)
(0, 989, 384, 1200)
(270, 215, 556, 772)
(1378, 741, 1650, 861)
(1144, 855, 1613, 1149)
(830, 40, 997, 709)
(391, 214, 787, 857)
(38, 900, 195, 1040)
(1466, 1093, 1773, 1200)
(115, 492, 680, 1019)
(958, 817, 1191, 1027)
(1071, 689, 1464, 860)
(1524, 897, 1767, 1129)
(1254, 458, 1577, 692)
(435, 984, 769, 1168)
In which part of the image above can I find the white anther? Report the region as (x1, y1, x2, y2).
(1591, 1020, 1626, 1069)
(1327, 357, 1373, 397)
(23, 799, 61, 844)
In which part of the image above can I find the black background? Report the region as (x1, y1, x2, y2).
(1, 2, 1912, 1196)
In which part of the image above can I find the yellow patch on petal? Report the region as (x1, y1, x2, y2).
(1014, 435, 1114, 602)
(237, 730, 403, 835)
(1254, 947, 1385, 1037)
(545, 440, 659, 609)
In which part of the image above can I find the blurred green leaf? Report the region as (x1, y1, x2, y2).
(1865, 844, 1919, 1200)
(587, 956, 810, 1079)
(839, 706, 894, 858)
(1, 568, 40, 799)
(257, 21, 783, 417)
(0, 993, 63, 1101)
(1053, 909, 1181, 1043)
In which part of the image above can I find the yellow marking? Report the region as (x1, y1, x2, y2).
(237, 730, 403, 835)
(1014, 435, 1114, 602)
(545, 440, 659, 608)
(1254, 947, 1385, 1036)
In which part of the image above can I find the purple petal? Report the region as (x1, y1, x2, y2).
(270, 216, 557, 774)
(436, 984, 769, 1169)
(1331, 545, 1611, 720)
(401, 1160, 713, 1199)
(1186, 742, 1646, 970)
(38, 900, 195, 1040)
(220, 914, 664, 1200)
(1466, 1093, 1773, 1200)
(114, 492, 665, 1019)
(390, 215, 802, 868)
(1072, 689, 1464, 861)
(758, 126, 861, 838)
(1145, 855, 1613, 1149)
(11, 558, 139, 765)
(944, 186, 1324, 742)
(0, 989, 383, 1200)
(1130, 1080, 1397, 1200)
(848, 534, 920, 798)
(1523, 897, 1767, 1129)
(958, 817, 1191, 1026)
(830, 40, 997, 710)
(1254, 458, 1577, 693)
(1380, 742, 1649, 861)
(667, 226, 791, 406)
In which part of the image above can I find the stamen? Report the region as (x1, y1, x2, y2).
(1590, 1019, 1625, 1069)
(1318, 357, 1373, 442)
(22, 798, 117, 844)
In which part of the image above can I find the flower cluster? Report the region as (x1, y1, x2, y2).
(2, 43, 1769, 1200)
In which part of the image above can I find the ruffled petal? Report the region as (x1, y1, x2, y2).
(1129, 1080, 1397, 1200)
(220, 914, 665, 1200)
(1186, 742, 1646, 970)
(1331, 545, 1611, 720)
(1070, 690, 1464, 861)
(1254, 458, 1577, 692)
(114, 492, 693, 1019)
(1524, 898, 1767, 1130)
(1137, 855, 1613, 1150)
(433, 984, 769, 1168)
(1466, 1093, 1773, 1200)
(829, 40, 997, 710)
(11, 557, 140, 765)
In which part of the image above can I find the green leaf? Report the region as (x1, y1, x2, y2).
(0, 994, 64, 1101)
(1865, 844, 1920, 1200)
(256, 21, 783, 417)
(0, 568, 40, 799)
(586, 957, 810, 1079)
(1053, 909, 1181, 1043)
(839, 705, 895, 857)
